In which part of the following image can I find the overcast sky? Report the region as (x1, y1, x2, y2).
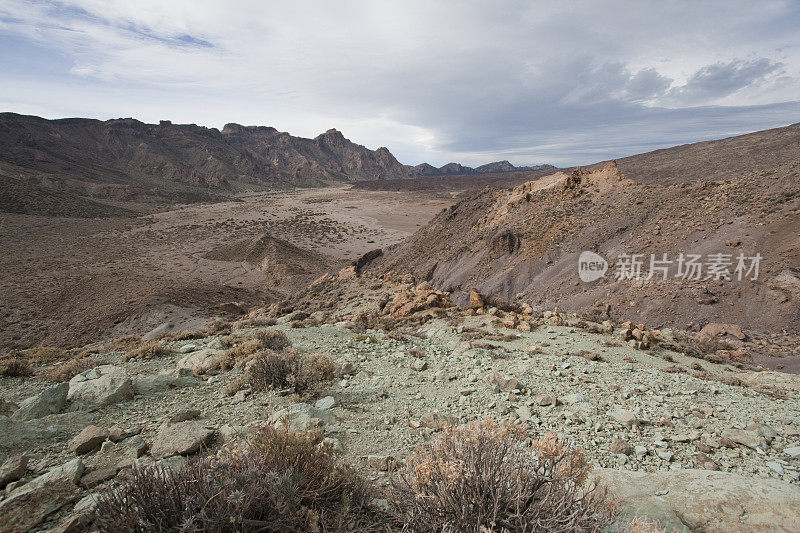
(1, 1, 799, 167)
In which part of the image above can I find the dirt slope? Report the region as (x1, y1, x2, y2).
(375, 125, 800, 338)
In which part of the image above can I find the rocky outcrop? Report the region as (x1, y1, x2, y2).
(389, 282, 452, 318)
(150, 422, 216, 459)
(67, 365, 134, 408)
(10, 382, 68, 421)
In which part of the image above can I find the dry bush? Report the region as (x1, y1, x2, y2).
(122, 340, 172, 362)
(259, 329, 291, 352)
(95, 426, 384, 532)
(104, 334, 142, 352)
(233, 314, 278, 328)
(0, 357, 34, 377)
(248, 348, 337, 394)
(660, 331, 733, 360)
(162, 319, 233, 341)
(44, 358, 104, 382)
(18, 346, 64, 364)
(392, 419, 613, 533)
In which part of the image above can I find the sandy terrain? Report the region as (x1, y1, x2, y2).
(0, 187, 453, 350)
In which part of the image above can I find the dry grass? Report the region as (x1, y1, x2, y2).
(213, 329, 293, 373)
(43, 358, 104, 382)
(391, 418, 614, 532)
(248, 348, 338, 395)
(0, 357, 34, 377)
(103, 334, 142, 352)
(122, 340, 173, 362)
(95, 426, 384, 532)
(625, 517, 666, 533)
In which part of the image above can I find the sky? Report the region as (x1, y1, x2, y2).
(1, 1, 799, 167)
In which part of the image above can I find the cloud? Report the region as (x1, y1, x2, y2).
(0, 0, 799, 166)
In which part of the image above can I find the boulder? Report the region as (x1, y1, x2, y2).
(721, 428, 765, 450)
(67, 365, 134, 408)
(150, 421, 216, 459)
(169, 408, 201, 424)
(314, 396, 337, 410)
(699, 322, 746, 341)
(596, 468, 800, 532)
(68, 426, 109, 455)
(0, 458, 84, 533)
(0, 454, 28, 489)
(176, 349, 226, 375)
(469, 288, 485, 309)
(10, 383, 69, 421)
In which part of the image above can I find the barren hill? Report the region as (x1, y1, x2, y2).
(0, 113, 411, 215)
(375, 124, 800, 341)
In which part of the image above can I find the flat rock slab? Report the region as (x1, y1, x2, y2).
(596, 467, 800, 532)
(150, 421, 216, 459)
(0, 478, 82, 533)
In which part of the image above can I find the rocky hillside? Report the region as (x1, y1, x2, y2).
(376, 124, 800, 348)
(3, 270, 800, 531)
(0, 113, 411, 214)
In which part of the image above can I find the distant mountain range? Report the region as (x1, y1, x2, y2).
(0, 113, 551, 215)
(412, 160, 554, 176)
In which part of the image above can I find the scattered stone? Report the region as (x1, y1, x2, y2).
(68, 426, 109, 455)
(410, 358, 428, 371)
(133, 372, 202, 395)
(367, 455, 396, 471)
(536, 394, 557, 407)
(721, 428, 765, 450)
(67, 365, 134, 408)
(783, 446, 800, 459)
(610, 437, 632, 456)
(490, 371, 520, 392)
(79, 467, 117, 489)
(0, 455, 28, 489)
(420, 412, 458, 431)
(767, 461, 785, 476)
(150, 421, 216, 459)
(10, 383, 69, 421)
(178, 344, 197, 354)
(610, 408, 639, 429)
(169, 408, 201, 424)
(695, 453, 719, 471)
(310, 396, 335, 411)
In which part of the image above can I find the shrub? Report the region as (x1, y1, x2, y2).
(95, 426, 383, 532)
(122, 340, 172, 362)
(391, 418, 613, 532)
(104, 334, 142, 352)
(0, 357, 34, 377)
(44, 358, 104, 382)
(259, 329, 291, 352)
(248, 348, 337, 394)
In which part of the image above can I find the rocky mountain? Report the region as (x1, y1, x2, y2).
(375, 123, 800, 340)
(0, 113, 412, 214)
(411, 160, 553, 177)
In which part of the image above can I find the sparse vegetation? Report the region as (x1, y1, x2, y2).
(95, 426, 384, 532)
(248, 348, 338, 394)
(122, 340, 173, 362)
(0, 357, 34, 377)
(43, 357, 103, 382)
(391, 418, 614, 532)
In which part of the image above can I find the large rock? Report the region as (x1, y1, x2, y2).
(596, 468, 800, 532)
(150, 421, 216, 459)
(176, 348, 226, 375)
(721, 428, 765, 450)
(0, 454, 28, 489)
(68, 425, 109, 455)
(10, 383, 68, 421)
(0, 458, 84, 533)
(67, 365, 134, 408)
